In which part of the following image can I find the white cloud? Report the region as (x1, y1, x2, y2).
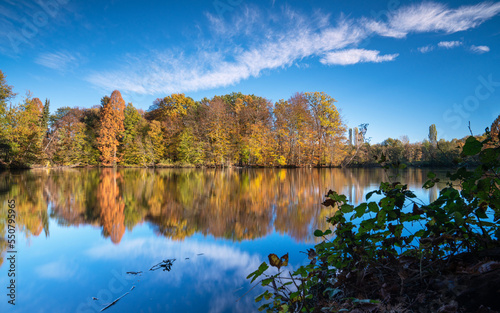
(437, 41, 463, 48)
(85, 237, 266, 286)
(470, 45, 490, 53)
(384, 2, 500, 36)
(86, 2, 500, 95)
(320, 49, 398, 65)
(35, 51, 79, 72)
(84, 237, 274, 313)
(35, 260, 77, 279)
(87, 17, 368, 95)
(418, 45, 435, 53)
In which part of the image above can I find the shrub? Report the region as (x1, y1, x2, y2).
(248, 132, 500, 312)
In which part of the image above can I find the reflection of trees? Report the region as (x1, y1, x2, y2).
(97, 169, 125, 244)
(0, 167, 447, 246)
(0, 170, 50, 266)
(46, 169, 100, 226)
(0, 171, 50, 238)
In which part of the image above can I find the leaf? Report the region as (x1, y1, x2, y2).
(280, 253, 289, 267)
(322, 198, 336, 207)
(423, 179, 435, 189)
(314, 230, 324, 237)
(368, 202, 379, 213)
(255, 292, 265, 302)
(340, 204, 353, 213)
(247, 262, 269, 282)
(264, 291, 272, 300)
(268, 253, 281, 268)
(480, 148, 500, 164)
(366, 191, 377, 200)
(261, 277, 274, 286)
(413, 203, 423, 215)
(452, 212, 464, 225)
(268, 253, 289, 269)
(462, 136, 483, 156)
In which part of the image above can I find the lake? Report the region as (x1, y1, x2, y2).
(0, 167, 447, 313)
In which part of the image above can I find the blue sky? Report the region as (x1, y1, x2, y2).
(1, 0, 499, 143)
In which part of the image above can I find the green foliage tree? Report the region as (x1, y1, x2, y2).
(41, 99, 50, 133)
(177, 127, 203, 165)
(353, 127, 359, 147)
(429, 123, 437, 145)
(0, 70, 15, 123)
(147, 120, 166, 164)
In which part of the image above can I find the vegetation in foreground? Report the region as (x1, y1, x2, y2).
(248, 127, 500, 312)
(1, 69, 496, 169)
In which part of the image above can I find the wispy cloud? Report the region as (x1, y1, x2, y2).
(35, 51, 79, 72)
(437, 40, 463, 49)
(470, 45, 490, 53)
(320, 49, 398, 65)
(35, 260, 77, 280)
(86, 1, 500, 95)
(382, 2, 500, 36)
(418, 45, 435, 53)
(0, 0, 73, 56)
(418, 41, 489, 54)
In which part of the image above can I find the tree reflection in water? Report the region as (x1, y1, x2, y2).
(0, 167, 444, 255)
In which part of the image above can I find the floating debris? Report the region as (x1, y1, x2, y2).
(100, 292, 130, 312)
(92, 297, 98, 301)
(126, 271, 143, 275)
(149, 259, 176, 272)
(197, 253, 204, 256)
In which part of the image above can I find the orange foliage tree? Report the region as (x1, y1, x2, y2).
(97, 90, 126, 166)
(97, 168, 125, 244)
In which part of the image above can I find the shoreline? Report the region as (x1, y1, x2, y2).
(1, 163, 462, 171)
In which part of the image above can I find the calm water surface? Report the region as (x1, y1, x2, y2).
(0, 168, 448, 313)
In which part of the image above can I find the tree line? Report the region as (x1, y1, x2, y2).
(1, 69, 497, 168)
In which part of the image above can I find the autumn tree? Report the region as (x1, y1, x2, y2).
(122, 103, 150, 165)
(235, 95, 273, 165)
(215, 92, 273, 165)
(46, 107, 87, 165)
(0, 70, 15, 140)
(5, 95, 44, 166)
(274, 94, 314, 166)
(146, 93, 196, 160)
(147, 120, 166, 164)
(203, 98, 234, 165)
(97, 91, 126, 166)
(305, 91, 346, 166)
(177, 127, 203, 165)
(491, 115, 500, 142)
